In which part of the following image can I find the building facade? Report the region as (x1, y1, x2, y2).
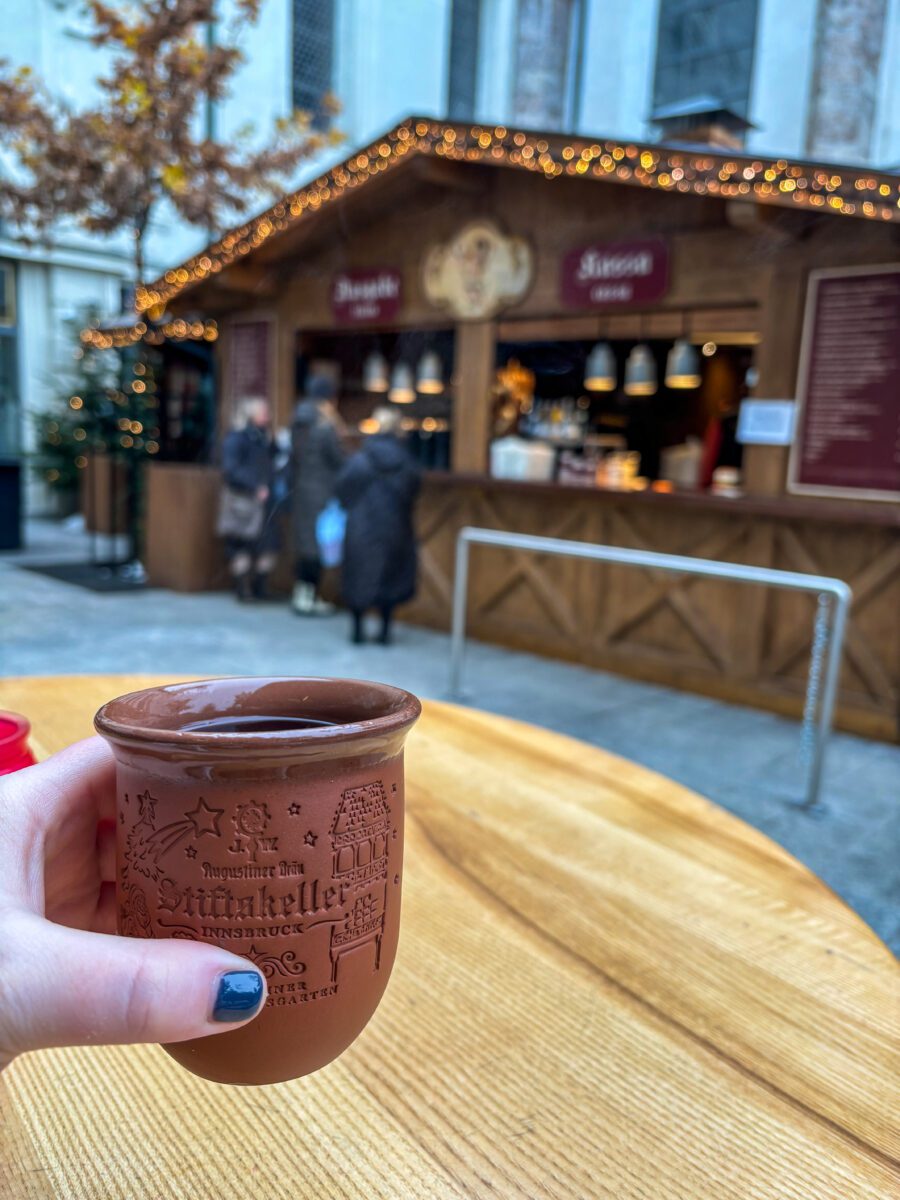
(3, 0, 899, 511)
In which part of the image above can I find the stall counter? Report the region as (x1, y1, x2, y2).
(402, 472, 899, 740)
(144, 461, 898, 739)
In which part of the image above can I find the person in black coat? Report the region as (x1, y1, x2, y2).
(290, 376, 345, 615)
(217, 397, 278, 601)
(336, 407, 421, 644)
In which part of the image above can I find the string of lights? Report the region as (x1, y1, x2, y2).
(135, 116, 900, 314)
(80, 317, 218, 350)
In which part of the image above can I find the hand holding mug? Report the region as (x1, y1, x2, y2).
(0, 739, 267, 1073)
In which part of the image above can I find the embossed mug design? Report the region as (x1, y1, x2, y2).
(95, 676, 420, 1085)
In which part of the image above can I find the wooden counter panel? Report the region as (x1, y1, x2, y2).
(404, 477, 900, 740)
(145, 463, 228, 592)
(139, 465, 898, 737)
(425, 472, 900, 528)
(765, 521, 900, 723)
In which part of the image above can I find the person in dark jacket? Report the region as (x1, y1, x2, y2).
(290, 376, 345, 615)
(217, 397, 278, 601)
(336, 406, 421, 644)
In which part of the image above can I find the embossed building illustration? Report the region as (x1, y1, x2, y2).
(329, 782, 391, 982)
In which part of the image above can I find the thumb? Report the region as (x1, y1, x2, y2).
(1, 911, 267, 1061)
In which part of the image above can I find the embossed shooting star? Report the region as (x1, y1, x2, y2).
(185, 797, 225, 838)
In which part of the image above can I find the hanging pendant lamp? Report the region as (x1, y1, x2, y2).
(664, 339, 701, 389)
(416, 350, 444, 394)
(362, 351, 389, 393)
(584, 342, 616, 392)
(388, 361, 416, 403)
(623, 344, 657, 396)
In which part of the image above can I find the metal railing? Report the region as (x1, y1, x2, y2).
(449, 527, 852, 809)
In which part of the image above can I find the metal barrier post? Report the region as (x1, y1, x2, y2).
(804, 585, 851, 807)
(448, 526, 851, 810)
(448, 532, 471, 698)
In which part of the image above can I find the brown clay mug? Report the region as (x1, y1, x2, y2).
(95, 676, 420, 1085)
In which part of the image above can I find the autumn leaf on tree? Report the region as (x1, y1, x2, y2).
(0, 0, 338, 285)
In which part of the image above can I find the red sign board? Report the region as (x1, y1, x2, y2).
(789, 266, 900, 501)
(331, 268, 402, 324)
(560, 238, 669, 309)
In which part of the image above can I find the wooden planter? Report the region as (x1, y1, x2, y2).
(80, 453, 128, 535)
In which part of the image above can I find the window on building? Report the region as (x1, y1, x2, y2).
(0, 260, 19, 457)
(292, 0, 335, 128)
(510, 0, 584, 130)
(447, 0, 482, 120)
(652, 0, 759, 120)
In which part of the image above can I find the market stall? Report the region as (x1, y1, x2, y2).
(140, 116, 900, 738)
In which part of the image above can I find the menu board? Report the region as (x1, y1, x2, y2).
(228, 319, 271, 407)
(789, 266, 900, 500)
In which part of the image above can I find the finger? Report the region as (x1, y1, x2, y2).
(3, 738, 116, 836)
(92, 881, 118, 934)
(97, 822, 117, 883)
(0, 912, 267, 1060)
(3, 739, 117, 912)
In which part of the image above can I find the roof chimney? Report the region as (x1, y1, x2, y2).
(650, 95, 754, 150)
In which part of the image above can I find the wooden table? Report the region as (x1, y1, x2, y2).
(1, 676, 897, 1199)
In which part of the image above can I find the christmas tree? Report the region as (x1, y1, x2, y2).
(35, 312, 162, 505)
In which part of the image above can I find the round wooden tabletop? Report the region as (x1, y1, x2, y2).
(1, 675, 897, 1199)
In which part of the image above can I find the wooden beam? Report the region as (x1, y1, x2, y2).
(497, 315, 602, 341)
(211, 264, 278, 297)
(412, 156, 488, 194)
(452, 320, 496, 473)
(274, 299, 295, 428)
(726, 200, 821, 246)
(743, 261, 808, 496)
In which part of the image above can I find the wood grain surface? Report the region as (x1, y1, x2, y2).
(0, 675, 897, 1200)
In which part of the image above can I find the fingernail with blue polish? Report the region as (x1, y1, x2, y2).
(213, 970, 265, 1022)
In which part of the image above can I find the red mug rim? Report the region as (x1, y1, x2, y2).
(0, 710, 31, 751)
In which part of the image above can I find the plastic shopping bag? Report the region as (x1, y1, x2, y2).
(316, 499, 346, 568)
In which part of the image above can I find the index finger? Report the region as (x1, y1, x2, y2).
(3, 736, 116, 829)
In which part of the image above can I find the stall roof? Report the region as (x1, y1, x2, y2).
(137, 114, 900, 315)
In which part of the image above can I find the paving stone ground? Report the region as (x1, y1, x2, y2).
(2, 519, 898, 952)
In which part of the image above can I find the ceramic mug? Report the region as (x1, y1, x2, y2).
(95, 676, 420, 1085)
(0, 710, 36, 775)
